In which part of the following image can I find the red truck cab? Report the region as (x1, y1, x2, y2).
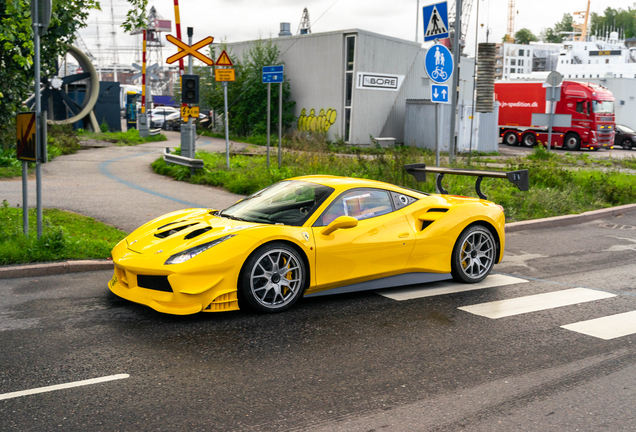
(495, 81, 615, 150)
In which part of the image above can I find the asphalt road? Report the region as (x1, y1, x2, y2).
(1, 212, 635, 431)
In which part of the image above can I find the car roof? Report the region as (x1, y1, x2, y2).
(291, 175, 428, 197)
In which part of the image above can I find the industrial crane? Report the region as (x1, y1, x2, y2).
(505, 0, 516, 43)
(448, 0, 474, 45)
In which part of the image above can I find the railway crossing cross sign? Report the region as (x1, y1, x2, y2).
(166, 34, 214, 65)
(425, 44, 453, 84)
(132, 63, 160, 81)
(423, 2, 449, 42)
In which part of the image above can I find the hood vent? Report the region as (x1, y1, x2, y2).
(155, 223, 198, 238)
(184, 227, 212, 240)
(157, 220, 185, 230)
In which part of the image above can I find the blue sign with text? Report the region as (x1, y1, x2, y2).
(425, 44, 453, 84)
(262, 65, 284, 83)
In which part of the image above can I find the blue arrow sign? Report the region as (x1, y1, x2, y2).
(431, 84, 449, 103)
(423, 2, 449, 42)
(425, 44, 453, 84)
(262, 65, 284, 83)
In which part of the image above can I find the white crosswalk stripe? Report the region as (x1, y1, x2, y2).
(377, 274, 528, 301)
(458, 288, 616, 319)
(561, 311, 636, 340)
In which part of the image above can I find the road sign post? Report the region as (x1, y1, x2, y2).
(545, 71, 563, 152)
(425, 44, 453, 168)
(262, 66, 284, 168)
(449, 0, 461, 162)
(166, 28, 214, 173)
(215, 50, 235, 169)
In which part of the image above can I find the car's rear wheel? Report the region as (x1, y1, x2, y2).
(451, 225, 496, 284)
(238, 242, 306, 313)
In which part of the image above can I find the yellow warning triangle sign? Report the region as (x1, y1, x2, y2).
(216, 50, 234, 67)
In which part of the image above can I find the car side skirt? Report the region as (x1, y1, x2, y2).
(303, 272, 452, 298)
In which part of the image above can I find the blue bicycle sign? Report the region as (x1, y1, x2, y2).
(425, 44, 453, 84)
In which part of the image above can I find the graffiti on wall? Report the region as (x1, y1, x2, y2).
(297, 108, 337, 133)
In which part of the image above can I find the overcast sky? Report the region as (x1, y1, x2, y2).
(78, 0, 636, 67)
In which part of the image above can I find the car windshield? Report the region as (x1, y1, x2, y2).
(618, 125, 635, 134)
(219, 180, 334, 226)
(593, 100, 614, 114)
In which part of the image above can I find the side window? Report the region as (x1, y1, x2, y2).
(576, 101, 583, 113)
(315, 189, 393, 226)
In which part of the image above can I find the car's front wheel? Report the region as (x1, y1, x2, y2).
(451, 225, 496, 284)
(238, 242, 306, 313)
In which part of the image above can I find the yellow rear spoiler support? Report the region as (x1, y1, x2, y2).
(404, 164, 529, 200)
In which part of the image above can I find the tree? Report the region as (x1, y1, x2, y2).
(514, 28, 538, 44)
(199, 39, 295, 137)
(540, 13, 574, 43)
(590, 6, 636, 39)
(0, 0, 147, 148)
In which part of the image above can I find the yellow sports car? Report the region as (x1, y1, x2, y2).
(109, 164, 528, 314)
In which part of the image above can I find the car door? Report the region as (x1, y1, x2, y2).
(311, 188, 416, 289)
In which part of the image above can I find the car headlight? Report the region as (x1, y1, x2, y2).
(164, 234, 235, 265)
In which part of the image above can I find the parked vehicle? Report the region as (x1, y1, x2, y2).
(614, 124, 636, 150)
(150, 107, 179, 129)
(164, 111, 209, 131)
(495, 81, 615, 150)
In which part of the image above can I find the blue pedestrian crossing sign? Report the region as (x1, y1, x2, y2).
(425, 44, 453, 84)
(423, 2, 449, 42)
(262, 65, 284, 83)
(431, 84, 450, 103)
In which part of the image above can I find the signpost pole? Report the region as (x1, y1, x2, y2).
(33, 0, 43, 240)
(187, 27, 195, 176)
(435, 104, 440, 167)
(278, 82, 282, 167)
(224, 81, 230, 169)
(22, 161, 28, 236)
(547, 76, 557, 152)
(267, 82, 271, 168)
(448, 0, 461, 163)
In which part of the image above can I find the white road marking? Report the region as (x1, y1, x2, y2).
(0, 374, 129, 401)
(377, 274, 528, 301)
(458, 288, 616, 319)
(561, 311, 636, 340)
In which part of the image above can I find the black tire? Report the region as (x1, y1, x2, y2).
(521, 132, 537, 147)
(622, 139, 633, 150)
(564, 133, 581, 151)
(451, 225, 497, 284)
(238, 242, 306, 313)
(503, 131, 518, 146)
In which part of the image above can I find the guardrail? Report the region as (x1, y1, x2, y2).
(163, 148, 204, 169)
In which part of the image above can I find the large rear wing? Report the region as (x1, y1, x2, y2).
(404, 164, 529, 200)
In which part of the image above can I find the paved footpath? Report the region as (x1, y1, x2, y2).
(0, 132, 247, 233)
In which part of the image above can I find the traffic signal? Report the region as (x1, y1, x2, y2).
(181, 74, 199, 104)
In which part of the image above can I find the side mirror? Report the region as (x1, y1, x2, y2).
(321, 216, 358, 236)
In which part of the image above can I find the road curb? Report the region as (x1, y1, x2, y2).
(505, 203, 636, 232)
(2, 203, 636, 279)
(0, 260, 112, 279)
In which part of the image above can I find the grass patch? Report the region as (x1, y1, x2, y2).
(153, 141, 636, 223)
(0, 200, 127, 265)
(78, 128, 168, 146)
